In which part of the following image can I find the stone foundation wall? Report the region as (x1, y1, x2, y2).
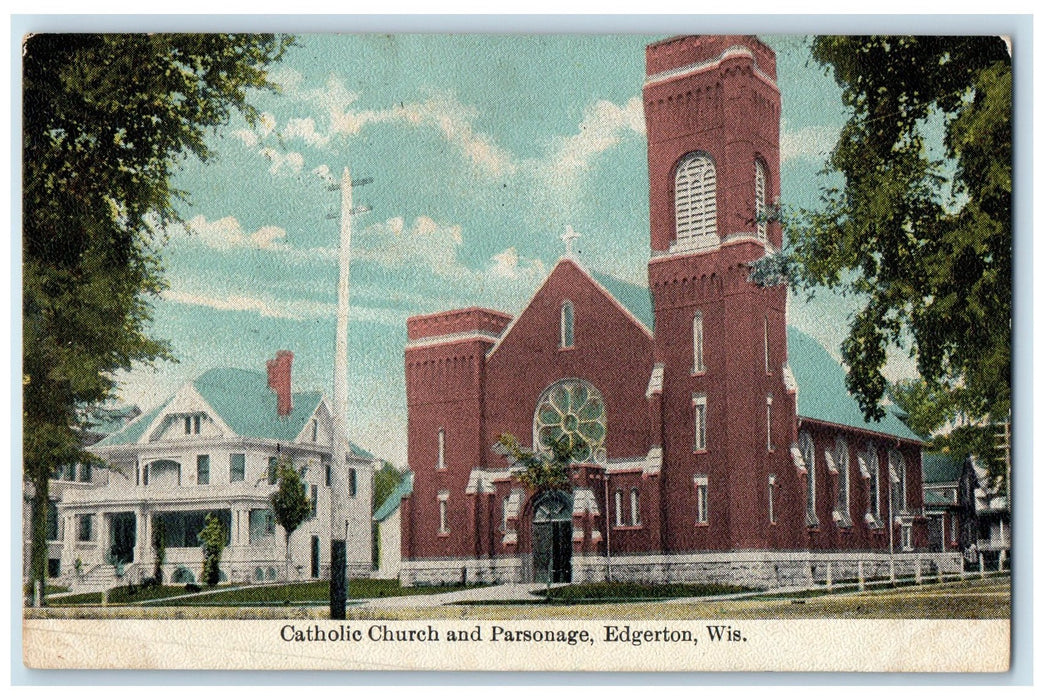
(400, 550, 966, 589)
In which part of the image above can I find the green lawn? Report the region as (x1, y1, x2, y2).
(48, 578, 484, 607)
(540, 581, 752, 602)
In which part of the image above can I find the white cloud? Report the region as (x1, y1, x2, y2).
(781, 123, 840, 163)
(543, 96, 644, 192)
(282, 117, 329, 147)
(488, 247, 546, 282)
(160, 289, 333, 320)
(176, 215, 289, 252)
(259, 147, 304, 175)
(355, 216, 466, 277)
(231, 129, 258, 147)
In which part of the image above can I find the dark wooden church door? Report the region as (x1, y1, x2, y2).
(532, 491, 572, 583)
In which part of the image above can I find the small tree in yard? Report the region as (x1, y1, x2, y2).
(151, 518, 166, 584)
(197, 513, 226, 587)
(497, 433, 585, 493)
(270, 456, 311, 586)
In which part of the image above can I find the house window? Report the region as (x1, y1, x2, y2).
(675, 152, 717, 243)
(229, 453, 245, 483)
(310, 484, 318, 519)
(766, 395, 774, 452)
(268, 457, 279, 485)
(46, 499, 60, 541)
(799, 431, 818, 527)
(614, 489, 624, 527)
(889, 449, 907, 512)
(311, 418, 318, 443)
(185, 415, 201, 435)
(61, 463, 76, 481)
(324, 461, 331, 487)
(768, 474, 777, 525)
(348, 467, 358, 498)
(560, 301, 575, 348)
(437, 428, 446, 470)
(184, 416, 192, 435)
(835, 438, 851, 525)
(693, 311, 704, 372)
(692, 393, 707, 452)
(755, 159, 768, 240)
(694, 475, 709, 525)
(194, 415, 201, 434)
(77, 514, 95, 542)
(248, 508, 276, 544)
(78, 463, 92, 483)
(438, 491, 449, 534)
(196, 454, 210, 485)
(630, 488, 641, 526)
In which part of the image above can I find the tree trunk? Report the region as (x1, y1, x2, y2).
(28, 472, 49, 607)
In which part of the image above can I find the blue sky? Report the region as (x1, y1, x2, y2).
(114, 34, 916, 466)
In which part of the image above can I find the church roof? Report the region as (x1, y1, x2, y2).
(787, 327, 921, 442)
(589, 270, 655, 331)
(373, 470, 414, 523)
(94, 367, 373, 457)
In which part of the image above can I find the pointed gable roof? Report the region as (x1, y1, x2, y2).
(787, 326, 921, 443)
(94, 367, 372, 457)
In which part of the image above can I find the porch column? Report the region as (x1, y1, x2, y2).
(135, 507, 149, 566)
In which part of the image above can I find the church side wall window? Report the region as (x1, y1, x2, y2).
(630, 488, 641, 526)
(674, 152, 717, 244)
(694, 475, 709, 525)
(437, 428, 446, 470)
(835, 438, 851, 526)
(560, 301, 575, 348)
(799, 431, 818, 527)
(859, 443, 882, 525)
(692, 393, 707, 452)
(614, 489, 624, 527)
(693, 311, 704, 372)
(763, 316, 771, 374)
(755, 159, 768, 240)
(767, 474, 777, 525)
(438, 491, 449, 534)
(889, 449, 907, 512)
(766, 395, 774, 452)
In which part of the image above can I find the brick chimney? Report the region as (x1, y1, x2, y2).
(266, 350, 294, 417)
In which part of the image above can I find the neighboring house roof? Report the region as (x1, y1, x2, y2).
(786, 326, 922, 443)
(589, 270, 655, 331)
(94, 367, 373, 459)
(373, 471, 414, 523)
(84, 405, 141, 437)
(923, 490, 955, 507)
(922, 451, 964, 485)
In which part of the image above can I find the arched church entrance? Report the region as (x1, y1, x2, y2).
(532, 490, 573, 583)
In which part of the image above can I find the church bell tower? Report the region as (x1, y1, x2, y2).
(644, 36, 804, 553)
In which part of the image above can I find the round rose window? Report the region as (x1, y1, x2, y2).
(534, 380, 606, 463)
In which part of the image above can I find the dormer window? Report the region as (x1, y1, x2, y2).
(560, 301, 575, 348)
(183, 414, 202, 435)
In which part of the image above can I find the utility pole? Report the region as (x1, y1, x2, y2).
(329, 167, 371, 619)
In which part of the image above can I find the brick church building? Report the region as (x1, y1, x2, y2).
(399, 35, 961, 588)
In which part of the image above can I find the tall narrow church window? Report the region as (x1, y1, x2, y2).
(630, 488, 641, 526)
(755, 159, 768, 240)
(614, 489, 623, 527)
(865, 443, 882, 524)
(835, 438, 851, 526)
(889, 449, 907, 512)
(766, 395, 774, 451)
(799, 431, 818, 527)
(693, 393, 707, 451)
(560, 301, 575, 348)
(438, 491, 449, 534)
(437, 428, 446, 470)
(674, 152, 717, 244)
(694, 475, 709, 525)
(764, 316, 771, 374)
(693, 311, 705, 372)
(768, 474, 777, 525)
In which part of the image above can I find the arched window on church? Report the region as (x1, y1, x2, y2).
(560, 300, 574, 348)
(674, 152, 717, 246)
(755, 159, 768, 240)
(630, 488, 641, 526)
(693, 311, 704, 372)
(799, 431, 818, 527)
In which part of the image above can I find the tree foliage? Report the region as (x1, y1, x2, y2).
(269, 456, 311, 581)
(22, 34, 292, 601)
(753, 36, 1011, 471)
(373, 461, 402, 515)
(497, 433, 586, 492)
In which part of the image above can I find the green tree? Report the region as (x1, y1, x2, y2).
(371, 461, 403, 569)
(497, 433, 585, 492)
(22, 34, 292, 603)
(197, 513, 227, 587)
(269, 456, 311, 583)
(752, 36, 1011, 480)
